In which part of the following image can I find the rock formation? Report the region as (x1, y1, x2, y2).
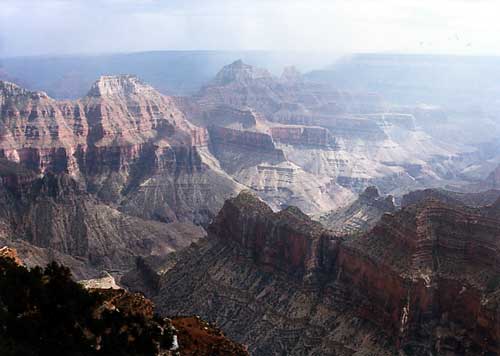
(1, 64, 496, 285)
(0, 246, 22, 265)
(177, 59, 385, 127)
(318, 186, 395, 234)
(401, 187, 500, 208)
(0, 159, 205, 278)
(1, 63, 484, 227)
(0, 250, 248, 355)
(0, 75, 248, 276)
(174, 60, 473, 199)
(0, 76, 242, 225)
(270, 125, 337, 148)
(206, 125, 353, 213)
(152, 190, 500, 355)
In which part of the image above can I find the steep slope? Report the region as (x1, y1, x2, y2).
(317, 186, 395, 234)
(0, 66, 479, 221)
(154, 190, 500, 355)
(401, 187, 500, 208)
(0, 250, 248, 356)
(176, 60, 472, 199)
(176, 59, 384, 130)
(207, 126, 353, 213)
(0, 77, 243, 225)
(0, 160, 204, 278)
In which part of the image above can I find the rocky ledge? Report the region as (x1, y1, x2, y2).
(0, 249, 248, 356)
(154, 190, 500, 355)
(318, 186, 396, 234)
(270, 126, 337, 148)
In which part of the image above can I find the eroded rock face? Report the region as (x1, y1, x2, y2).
(209, 126, 280, 154)
(0, 160, 205, 278)
(0, 252, 248, 356)
(208, 191, 331, 279)
(0, 246, 22, 265)
(208, 126, 285, 172)
(205, 125, 353, 214)
(0, 65, 474, 228)
(270, 126, 337, 148)
(155, 190, 500, 355)
(0, 77, 242, 225)
(175, 60, 473, 200)
(178, 60, 385, 127)
(401, 187, 500, 208)
(318, 186, 396, 235)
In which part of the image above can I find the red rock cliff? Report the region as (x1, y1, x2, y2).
(208, 191, 333, 279)
(205, 191, 500, 354)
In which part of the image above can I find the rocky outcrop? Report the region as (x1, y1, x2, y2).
(183, 60, 385, 126)
(209, 126, 278, 153)
(208, 126, 285, 172)
(401, 187, 500, 208)
(155, 190, 500, 355)
(0, 77, 240, 225)
(208, 191, 331, 279)
(318, 186, 395, 234)
(79, 271, 121, 289)
(0, 246, 22, 265)
(0, 252, 248, 356)
(204, 106, 259, 128)
(0, 160, 205, 278)
(270, 126, 337, 148)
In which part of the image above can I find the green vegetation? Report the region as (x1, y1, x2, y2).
(0, 257, 173, 356)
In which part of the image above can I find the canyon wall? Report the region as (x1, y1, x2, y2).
(270, 126, 337, 148)
(0, 77, 242, 225)
(156, 190, 500, 355)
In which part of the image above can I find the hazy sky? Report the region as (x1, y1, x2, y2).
(1, 0, 499, 57)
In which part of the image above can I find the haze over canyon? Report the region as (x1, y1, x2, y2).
(2, 1, 500, 354)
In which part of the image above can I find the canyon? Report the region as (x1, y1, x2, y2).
(151, 189, 500, 355)
(1, 60, 498, 264)
(176, 60, 484, 200)
(1, 56, 500, 355)
(0, 59, 492, 226)
(317, 186, 396, 235)
(0, 247, 248, 355)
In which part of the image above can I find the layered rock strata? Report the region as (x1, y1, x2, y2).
(154, 190, 500, 355)
(270, 126, 337, 148)
(0, 159, 205, 278)
(318, 186, 395, 234)
(0, 77, 242, 225)
(175, 60, 470, 198)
